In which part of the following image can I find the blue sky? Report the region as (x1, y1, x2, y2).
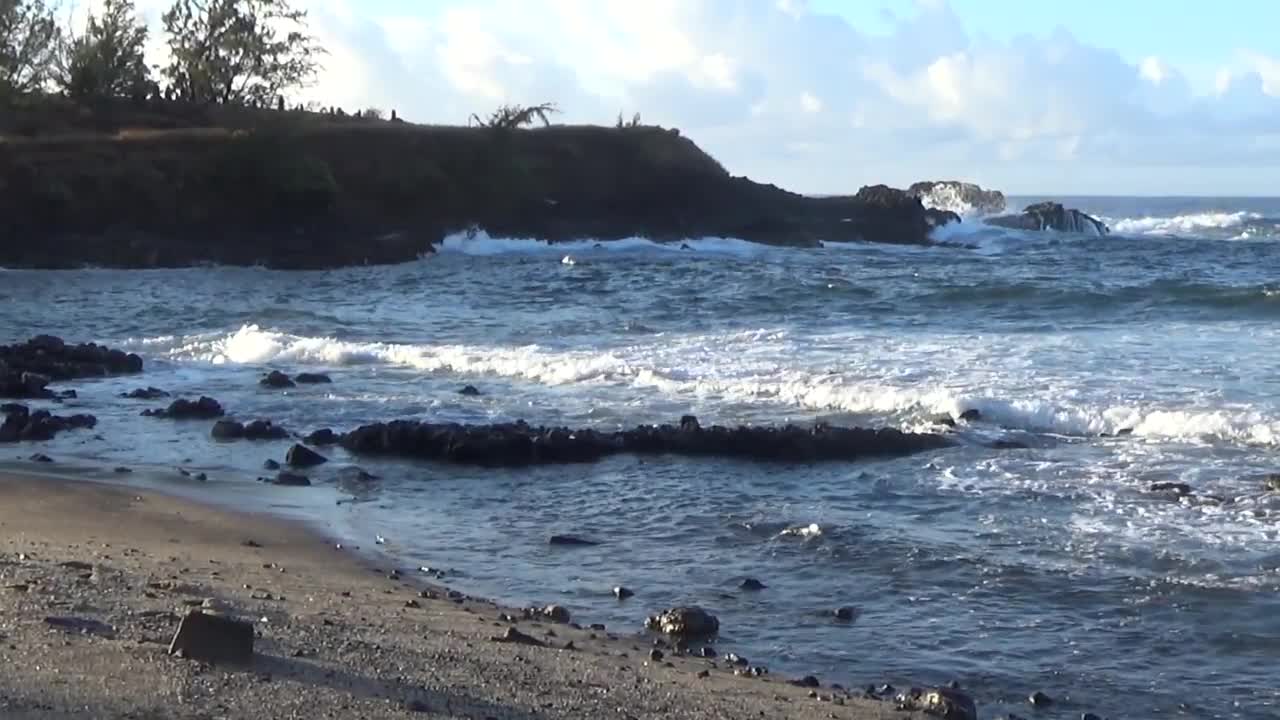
(126, 0, 1280, 195)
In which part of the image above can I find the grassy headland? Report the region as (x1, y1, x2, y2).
(0, 96, 950, 269)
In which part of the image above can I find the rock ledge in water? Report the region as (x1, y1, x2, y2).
(339, 416, 951, 467)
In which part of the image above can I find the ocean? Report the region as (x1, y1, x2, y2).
(3, 195, 1279, 719)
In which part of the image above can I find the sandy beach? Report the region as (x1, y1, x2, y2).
(0, 471, 928, 720)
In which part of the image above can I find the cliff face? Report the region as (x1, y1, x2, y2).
(0, 99, 954, 269)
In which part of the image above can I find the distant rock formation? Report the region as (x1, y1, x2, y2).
(909, 180, 1006, 216)
(985, 201, 1109, 235)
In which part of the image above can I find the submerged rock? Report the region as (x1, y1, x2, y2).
(260, 371, 295, 388)
(294, 373, 332, 384)
(273, 471, 311, 487)
(549, 534, 599, 547)
(120, 386, 169, 400)
(458, 385, 482, 396)
(613, 586, 634, 600)
(645, 607, 720, 638)
(739, 578, 767, 591)
(143, 396, 225, 420)
(986, 201, 1109, 235)
(339, 417, 951, 467)
(1150, 482, 1194, 497)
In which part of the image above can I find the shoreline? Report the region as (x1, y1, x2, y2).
(0, 468, 929, 719)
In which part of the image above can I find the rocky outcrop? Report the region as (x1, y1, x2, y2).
(0, 335, 143, 398)
(0, 404, 97, 442)
(0, 104, 962, 269)
(337, 416, 950, 467)
(986, 201, 1109, 235)
(909, 180, 1006, 216)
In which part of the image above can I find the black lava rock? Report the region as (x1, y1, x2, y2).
(294, 373, 332, 384)
(143, 396, 225, 420)
(260, 371, 295, 388)
(285, 444, 328, 468)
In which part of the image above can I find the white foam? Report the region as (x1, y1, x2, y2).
(140, 324, 1280, 447)
(435, 229, 768, 258)
(1111, 211, 1262, 236)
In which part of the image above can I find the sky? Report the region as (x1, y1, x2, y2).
(117, 0, 1280, 195)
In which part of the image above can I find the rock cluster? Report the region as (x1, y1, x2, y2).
(0, 335, 143, 398)
(986, 201, 1109, 235)
(0, 404, 97, 442)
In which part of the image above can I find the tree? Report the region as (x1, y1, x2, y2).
(58, 0, 152, 101)
(469, 102, 559, 129)
(161, 0, 321, 106)
(0, 0, 61, 98)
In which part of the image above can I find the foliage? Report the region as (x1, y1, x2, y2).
(361, 106, 383, 120)
(0, 0, 61, 98)
(469, 102, 559, 129)
(615, 111, 642, 129)
(161, 0, 321, 106)
(58, 0, 153, 101)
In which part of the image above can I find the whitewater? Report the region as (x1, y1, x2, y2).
(2, 194, 1280, 719)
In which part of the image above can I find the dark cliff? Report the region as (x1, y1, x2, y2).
(0, 98, 955, 269)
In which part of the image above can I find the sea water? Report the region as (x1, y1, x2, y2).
(2, 196, 1279, 718)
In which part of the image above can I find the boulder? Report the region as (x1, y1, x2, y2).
(243, 419, 289, 440)
(285, 443, 328, 468)
(459, 385, 482, 396)
(168, 610, 254, 664)
(985, 201, 1109, 235)
(305, 428, 339, 445)
(541, 605, 571, 623)
(613, 586, 634, 600)
(739, 578, 767, 591)
(294, 373, 332, 384)
(908, 180, 1006, 215)
(644, 606, 719, 638)
(895, 687, 978, 720)
(211, 420, 245, 440)
(143, 396, 225, 420)
(1149, 482, 1193, 497)
(260, 371, 295, 388)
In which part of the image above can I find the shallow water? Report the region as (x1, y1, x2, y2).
(3, 196, 1280, 718)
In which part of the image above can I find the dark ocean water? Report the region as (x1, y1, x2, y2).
(3, 195, 1280, 719)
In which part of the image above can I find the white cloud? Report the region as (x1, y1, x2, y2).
(112, 0, 1280, 194)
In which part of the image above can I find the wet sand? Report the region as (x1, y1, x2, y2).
(0, 471, 923, 719)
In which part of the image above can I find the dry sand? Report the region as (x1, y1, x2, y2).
(0, 471, 928, 719)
